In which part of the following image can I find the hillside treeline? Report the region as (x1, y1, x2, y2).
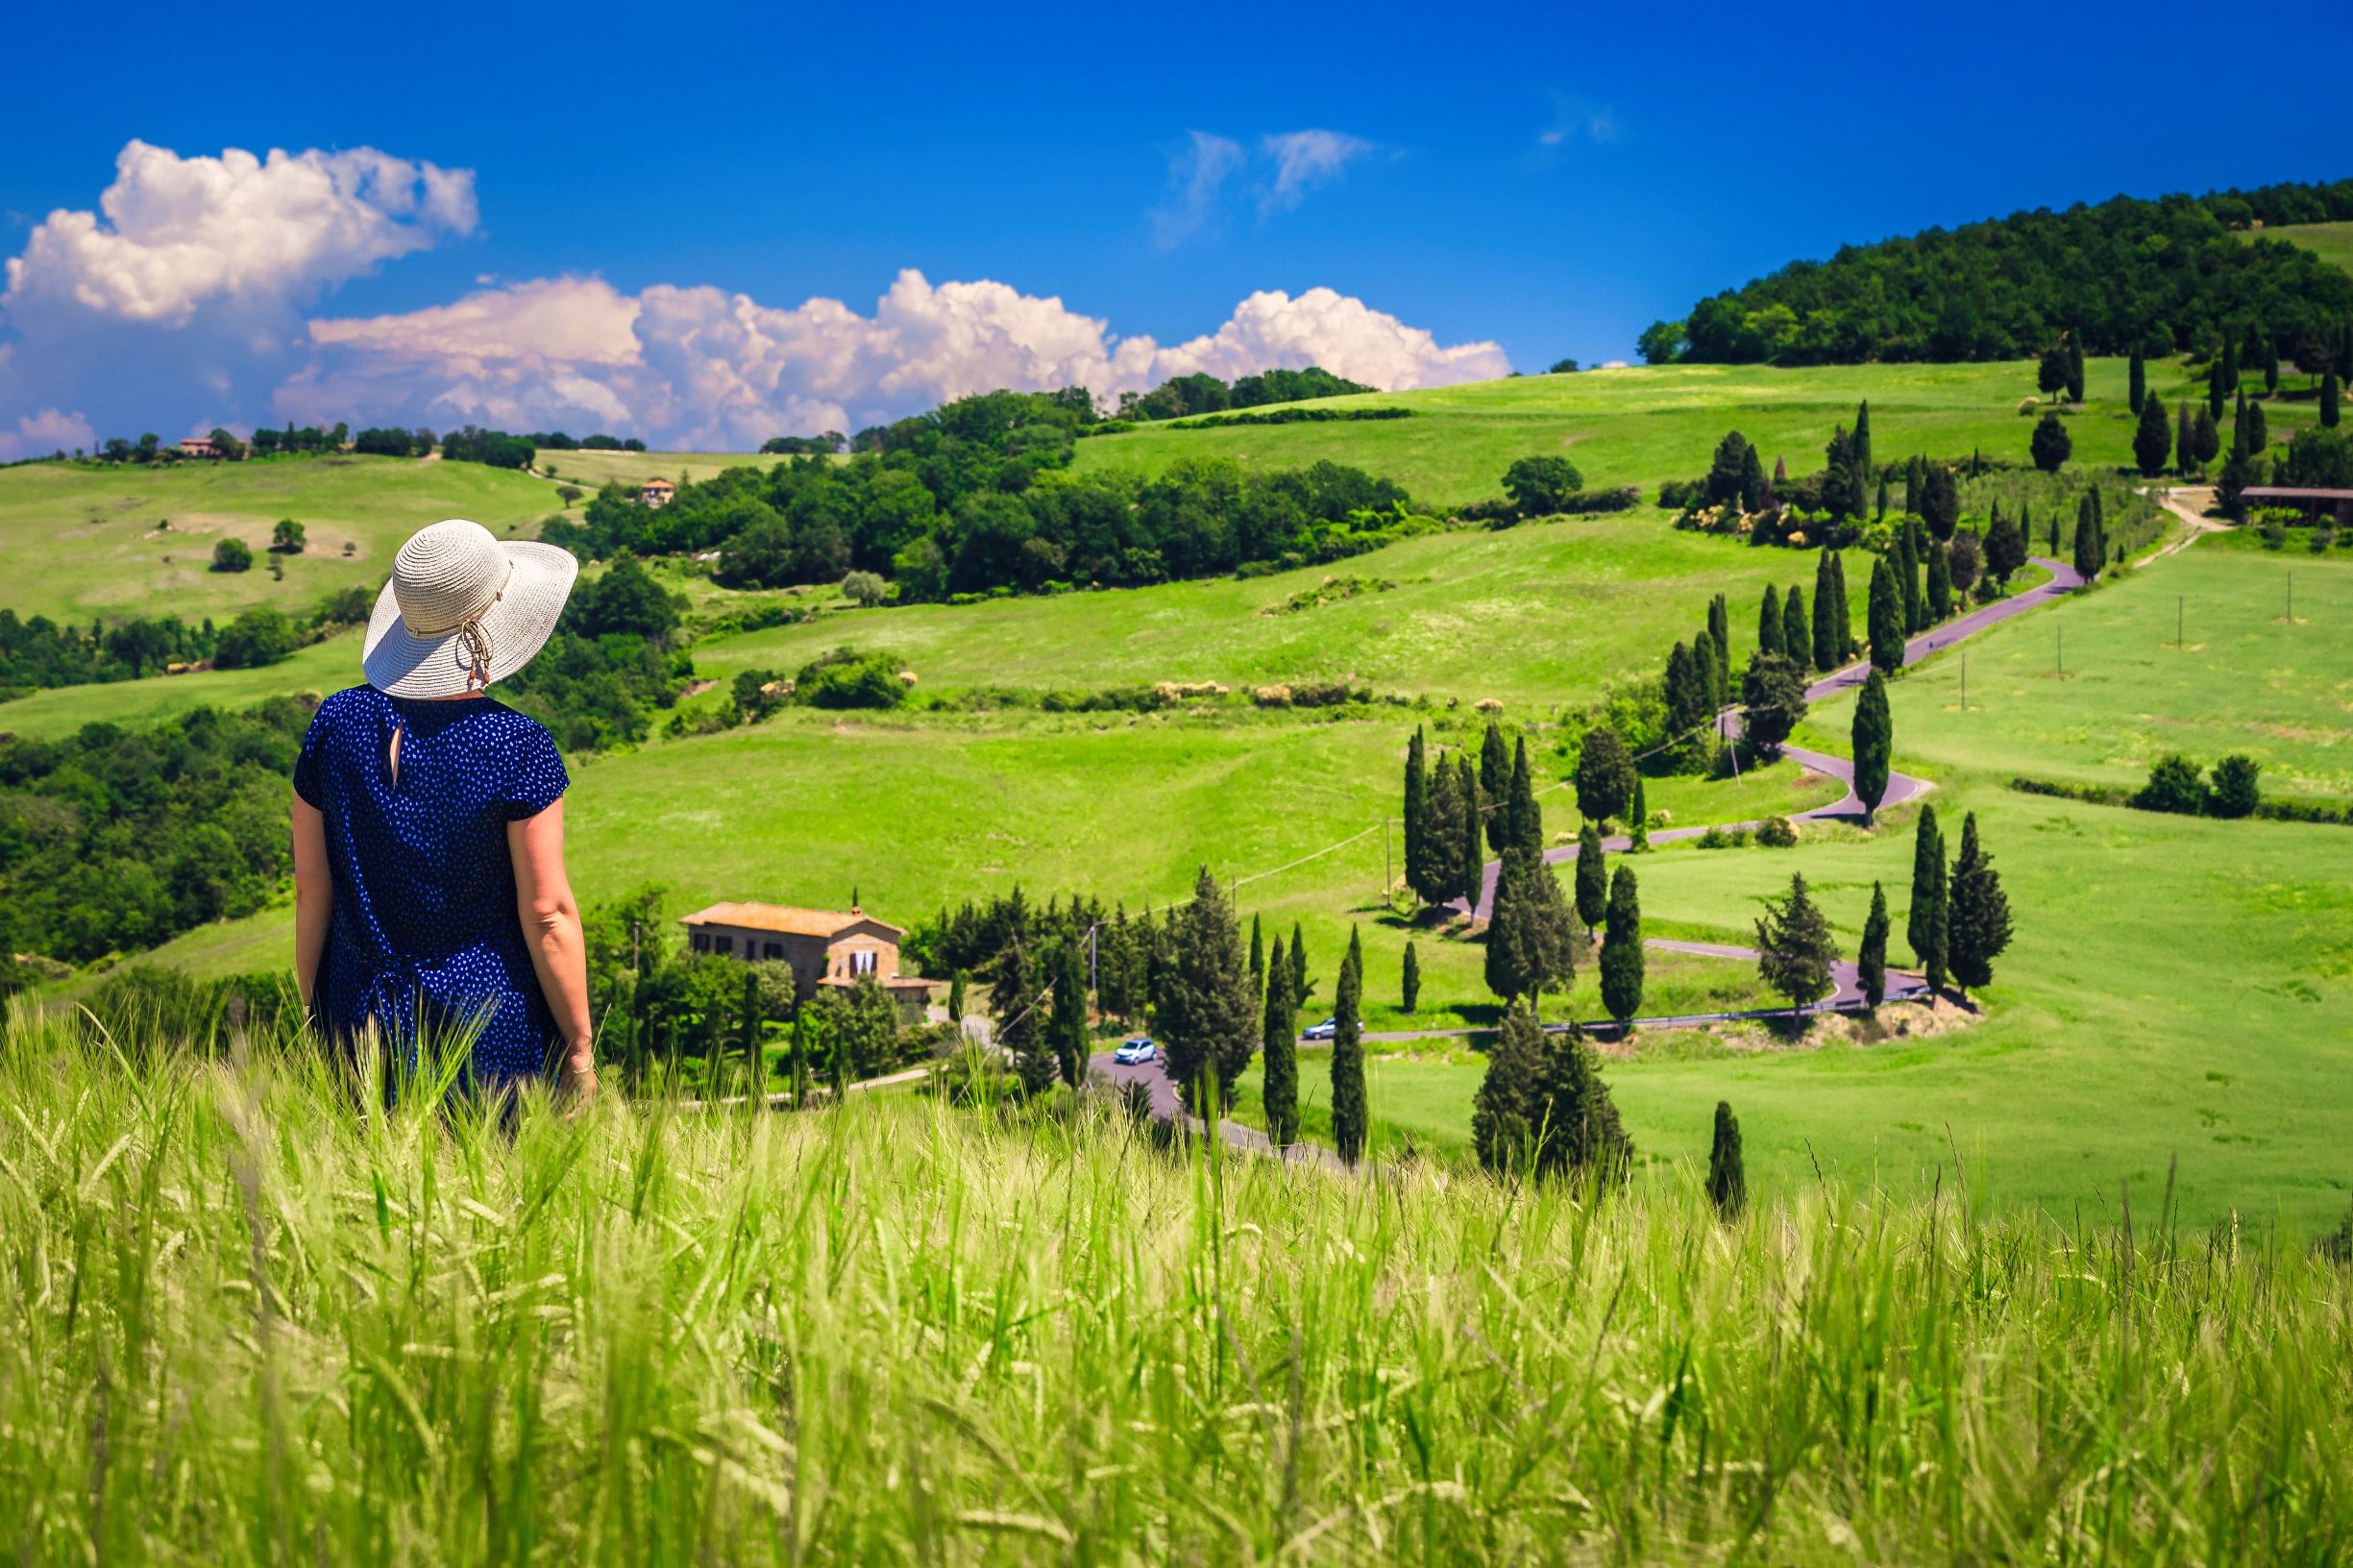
(1643, 180, 2353, 366)
(544, 388, 1423, 600)
(1115, 365, 1374, 422)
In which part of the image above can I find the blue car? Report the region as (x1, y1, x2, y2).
(1301, 1017, 1337, 1041)
(1113, 1037, 1158, 1066)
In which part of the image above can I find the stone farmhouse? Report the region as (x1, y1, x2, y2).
(640, 478, 675, 507)
(677, 901, 935, 1016)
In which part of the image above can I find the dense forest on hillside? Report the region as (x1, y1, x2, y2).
(544, 387, 1423, 600)
(1643, 180, 2353, 366)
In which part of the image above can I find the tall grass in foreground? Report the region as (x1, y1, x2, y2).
(3, 1007, 2349, 1565)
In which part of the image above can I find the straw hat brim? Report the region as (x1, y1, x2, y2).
(361, 541, 580, 698)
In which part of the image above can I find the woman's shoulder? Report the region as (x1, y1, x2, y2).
(309, 685, 390, 730)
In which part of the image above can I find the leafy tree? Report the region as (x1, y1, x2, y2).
(2263, 332, 2280, 395)
(1811, 551, 1842, 671)
(1480, 723, 1510, 851)
(2134, 393, 2171, 476)
(1598, 867, 1644, 1027)
(1330, 928, 1367, 1165)
(1047, 934, 1089, 1090)
(1706, 1101, 1746, 1219)
(1573, 821, 1607, 931)
(1857, 882, 1891, 1010)
(2218, 447, 2257, 521)
(1851, 668, 1894, 823)
(1506, 737, 1542, 855)
(2030, 412, 2072, 473)
(1984, 509, 2027, 583)
(212, 608, 298, 669)
(1944, 813, 2013, 998)
(992, 933, 1053, 1093)
(1629, 777, 1651, 851)
(209, 538, 253, 574)
(1756, 584, 1782, 658)
(1400, 940, 1420, 1014)
(2210, 753, 2262, 819)
(1403, 726, 1430, 900)
(1867, 553, 1904, 673)
(1574, 725, 1634, 824)
(1261, 948, 1299, 1145)
(270, 519, 306, 553)
(1921, 464, 1961, 542)
(1502, 454, 1584, 517)
(1472, 998, 1544, 1175)
(1925, 539, 1952, 621)
(1152, 867, 1255, 1113)
(1484, 848, 1576, 1003)
(2037, 345, 2071, 401)
(2128, 345, 2146, 413)
(1739, 650, 1809, 755)
(1755, 872, 1837, 1015)
(1532, 1025, 1631, 1187)
(1875, 473, 1889, 520)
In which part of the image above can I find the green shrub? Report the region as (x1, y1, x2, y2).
(211, 608, 299, 669)
(2136, 754, 2208, 816)
(1756, 815, 1799, 847)
(209, 538, 253, 573)
(2208, 754, 2262, 819)
(794, 649, 907, 709)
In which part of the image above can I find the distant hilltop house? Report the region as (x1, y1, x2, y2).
(639, 478, 675, 507)
(177, 436, 220, 459)
(678, 900, 935, 1015)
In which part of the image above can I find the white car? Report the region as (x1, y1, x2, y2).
(1301, 1017, 1338, 1041)
(1113, 1038, 1158, 1066)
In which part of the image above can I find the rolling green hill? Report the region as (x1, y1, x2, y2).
(2245, 220, 2353, 279)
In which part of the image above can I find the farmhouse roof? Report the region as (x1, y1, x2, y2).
(676, 901, 903, 939)
(2242, 486, 2353, 502)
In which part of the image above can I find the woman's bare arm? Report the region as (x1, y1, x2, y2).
(509, 798, 597, 1095)
(291, 795, 332, 1009)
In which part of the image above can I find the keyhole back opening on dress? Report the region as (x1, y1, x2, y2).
(388, 721, 404, 792)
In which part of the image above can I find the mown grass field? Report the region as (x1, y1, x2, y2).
(533, 447, 771, 490)
(0, 454, 557, 623)
(1072, 357, 2313, 505)
(2246, 219, 2353, 277)
(4, 1022, 2347, 1565)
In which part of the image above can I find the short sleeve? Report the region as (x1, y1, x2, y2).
(502, 720, 570, 821)
(292, 703, 331, 808)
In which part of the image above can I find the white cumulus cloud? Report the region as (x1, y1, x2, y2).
(293, 270, 1511, 449)
(1260, 131, 1375, 213)
(0, 405, 98, 461)
(0, 138, 477, 443)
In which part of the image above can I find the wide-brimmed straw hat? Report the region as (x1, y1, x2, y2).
(362, 520, 579, 698)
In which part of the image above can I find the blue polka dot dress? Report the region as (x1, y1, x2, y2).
(293, 686, 571, 1087)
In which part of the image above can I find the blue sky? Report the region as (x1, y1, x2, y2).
(2, 0, 2347, 451)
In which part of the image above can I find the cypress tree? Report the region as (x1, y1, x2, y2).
(1472, 997, 1543, 1174)
(1152, 867, 1255, 1112)
(2193, 405, 2220, 470)
(2175, 401, 2195, 477)
(1907, 808, 1948, 992)
(2263, 333, 2279, 396)
(1755, 871, 1838, 1015)
(1945, 812, 2014, 999)
(1903, 453, 1924, 518)
(1403, 726, 1430, 901)
(1507, 736, 1542, 855)
(1248, 912, 1264, 998)
(1330, 927, 1367, 1165)
(1811, 551, 1841, 671)
(1400, 940, 1420, 1015)
(1781, 582, 1808, 659)
(1574, 723, 1635, 824)
(1853, 399, 1873, 479)
(1598, 866, 1644, 1027)
(1692, 628, 1724, 719)
(992, 931, 1045, 1087)
(947, 968, 966, 1022)
(1857, 881, 1890, 1010)
(2064, 331, 2085, 404)
(1629, 777, 1651, 851)
(1261, 945, 1298, 1144)
(2133, 393, 2170, 477)
(2232, 389, 2248, 456)
(1423, 752, 1464, 909)
(1532, 1023, 1632, 1188)
(1458, 753, 1485, 912)
(1851, 668, 1893, 823)
(2207, 348, 2228, 418)
(1706, 594, 1731, 684)
(1480, 723, 1510, 851)
(1574, 821, 1607, 931)
(2127, 345, 2145, 414)
(1832, 550, 1851, 654)
(740, 968, 763, 1072)
(1925, 539, 1951, 622)
(1897, 526, 1924, 633)
(1048, 933, 1090, 1090)
(1706, 1101, 1746, 1219)
(2071, 499, 2103, 584)
(2323, 370, 2341, 429)
(1663, 642, 1709, 762)
(1867, 553, 1904, 673)
(1756, 584, 1783, 658)
(1875, 473, 1889, 521)
(1290, 922, 1310, 1007)
(1739, 444, 1769, 512)
(2244, 400, 2267, 454)
(1485, 847, 1576, 1004)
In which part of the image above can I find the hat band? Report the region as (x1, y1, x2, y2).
(401, 559, 515, 639)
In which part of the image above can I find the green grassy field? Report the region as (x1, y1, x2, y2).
(1072, 357, 2307, 505)
(0, 631, 357, 739)
(694, 516, 1874, 707)
(534, 448, 770, 490)
(2245, 219, 2353, 278)
(9, 1025, 2346, 1563)
(0, 454, 559, 623)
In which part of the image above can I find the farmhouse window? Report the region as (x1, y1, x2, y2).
(852, 950, 877, 976)
(763, 942, 784, 960)
(714, 935, 733, 956)
(691, 933, 709, 953)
